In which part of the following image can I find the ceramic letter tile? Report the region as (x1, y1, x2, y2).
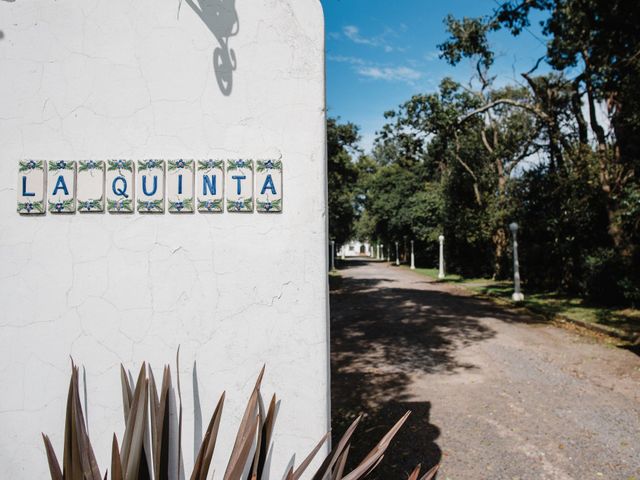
(226, 159, 253, 212)
(48, 160, 76, 213)
(77, 161, 105, 213)
(137, 160, 165, 213)
(106, 160, 135, 213)
(256, 160, 283, 213)
(17, 160, 46, 215)
(196, 160, 224, 213)
(167, 160, 195, 213)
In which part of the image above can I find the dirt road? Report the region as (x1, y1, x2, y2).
(330, 259, 640, 479)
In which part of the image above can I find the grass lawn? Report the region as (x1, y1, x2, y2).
(408, 266, 640, 341)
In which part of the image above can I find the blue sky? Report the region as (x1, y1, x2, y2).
(321, 0, 551, 152)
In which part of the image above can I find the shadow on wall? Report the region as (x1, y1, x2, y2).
(182, 0, 239, 96)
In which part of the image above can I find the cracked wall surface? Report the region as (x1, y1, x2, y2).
(0, 0, 328, 477)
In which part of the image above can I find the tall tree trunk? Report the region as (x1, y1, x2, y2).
(582, 52, 628, 254)
(571, 77, 589, 146)
(492, 227, 508, 280)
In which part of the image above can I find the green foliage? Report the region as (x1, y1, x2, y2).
(582, 248, 640, 307)
(327, 0, 639, 306)
(439, 0, 640, 259)
(327, 117, 361, 246)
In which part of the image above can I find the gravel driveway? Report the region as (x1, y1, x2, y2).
(330, 259, 640, 480)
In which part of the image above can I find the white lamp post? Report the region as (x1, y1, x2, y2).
(510, 222, 524, 302)
(381, 244, 385, 261)
(330, 240, 336, 272)
(438, 235, 445, 279)
(410, 240, 416, 270)
(395, 241, 400, 266)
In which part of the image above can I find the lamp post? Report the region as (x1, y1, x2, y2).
(510, 222, 524, 302)
(330, 240, 336, 272)
(410, 240, 416, 270)
(381, 244, 385, 261)
(395, 241, 400, 266)
(438, 235, 445, 279)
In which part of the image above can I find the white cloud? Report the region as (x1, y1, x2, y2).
(342, 25, 394, 52)
(424, 50, 440, 61)
(329, 54, 423, 85)
(328, 54, 367, 66)
(356, 65, 422, 83)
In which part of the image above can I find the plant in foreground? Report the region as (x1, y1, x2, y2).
(42, 359, 439, 480)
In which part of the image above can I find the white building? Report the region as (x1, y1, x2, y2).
(338, 240, 372, 257)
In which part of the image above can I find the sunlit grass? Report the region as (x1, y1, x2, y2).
(407, 266, 640, 337)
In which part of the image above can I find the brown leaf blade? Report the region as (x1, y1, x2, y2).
(311, 415, 362, 480)
(340, 411, 411, 480)
(293, 432, 331, 480)
(419, 463, 440, 480)
(42, 434, 63, 480)
(223, 367, 265, 480)
(111, 435, 124, 480)
(191, 392, 225, 480)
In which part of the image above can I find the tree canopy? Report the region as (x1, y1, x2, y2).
(327, 0, 639, 306)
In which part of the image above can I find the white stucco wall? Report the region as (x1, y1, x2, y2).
(0, 0, 328, 478)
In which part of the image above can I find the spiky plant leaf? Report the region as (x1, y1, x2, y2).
(408, 464, 422, 480)
(291, 432, 331, 480)
(176, 349, 184, 480)
(120, 364, 150, 480)
(58, 364, 102, 480)
(120, 366, 133, 423)
(223, 411, 259, 480)
(419, 463, 440, 480)
(285, 467, 294, 480)
(111, 435, 124, 480)
(223, 366, 264, 480)
(191, 392, 225, 480)
(224, 366, 265, 479)
(332, 444, 350, 480)
(340, 411, 411, 480)
(70, 368, 102, 480)
(151, 366, 171, 480)
(42, 434, 63, 480)
(311, 415, 362, 480)
(251, 394, 276, 480)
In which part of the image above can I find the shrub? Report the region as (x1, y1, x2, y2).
(582, 248, 639, 307)
(42, 359, 439, 480)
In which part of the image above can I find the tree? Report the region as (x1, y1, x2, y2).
(439, 0, 640, 257)
(327, 117, 360, 246)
